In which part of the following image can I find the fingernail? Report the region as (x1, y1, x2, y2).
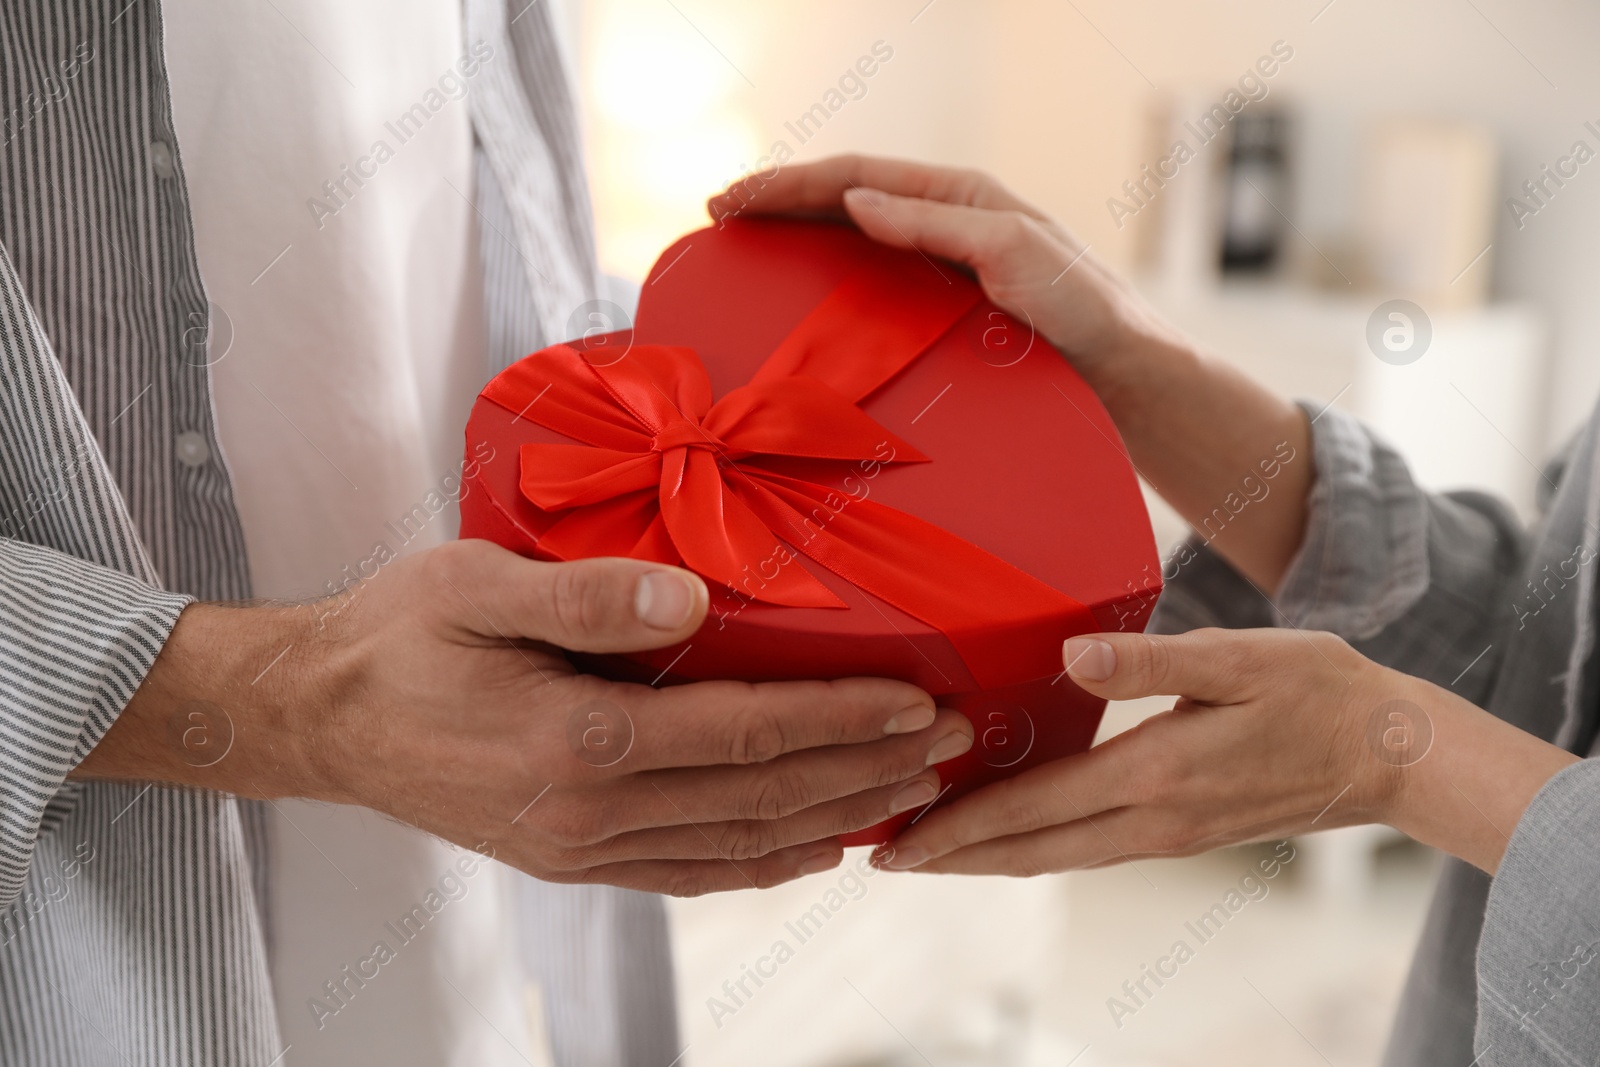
(845, 186, 888, 206)
(925, 729, 972, 767)
(635, 570, 699, 630)
(1064, 636, 1116, 681)
(883, 704, 936, 734)
(879, 845, 929, 870)
(795, 850, 839, 877)
(888, 779, 939, 815)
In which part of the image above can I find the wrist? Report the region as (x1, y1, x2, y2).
(1081, 321, 1205, 436)
(1380, 680, 1578, 873)
(76, 600, 349, 803)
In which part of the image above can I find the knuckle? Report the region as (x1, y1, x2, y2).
(1128, 635, 1174, 692)
(661, 867, 717, 899)
(751, 859, 802, 891)
(549, 562, 611, 639)
(1126, 733, 1183, 804)
(419, 537, 473, 587)
(1009, 852, 1056, 879)
(984, 210, 1033, 250)
(714, 819, 782, 862)
(869, 746, 926, 791)
(543, 797, 610, 848)
(993, 792, 1049, 840)
(1205, 637, 1255, 680)
(543, 842, 601, 872)
(1123, 768, 1161, 808)
(1308, 629, 1354, 660)
(1145, 818, 1200, 856)
(839, 791, 891, 835)
(728, 703, 789, 766)
(1009, 210, 1044, 242)
(739, 771, 810, 821)
(953, 167, 991, 201)
(1142, 830, 1183, 857)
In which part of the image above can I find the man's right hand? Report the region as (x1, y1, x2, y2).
(75, 539, 970, 896)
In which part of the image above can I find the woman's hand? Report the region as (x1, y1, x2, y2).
(710, 155, 1317, 593)
(874, 628, 1579, 877)
(708, 154, 1172, 393)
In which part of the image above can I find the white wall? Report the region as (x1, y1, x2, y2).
(578, 0, 1600, 456)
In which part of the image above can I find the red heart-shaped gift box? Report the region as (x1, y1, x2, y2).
(460, 217, 1160, 845)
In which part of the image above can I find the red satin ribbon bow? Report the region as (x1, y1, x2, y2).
(480, 267, 1094, 688)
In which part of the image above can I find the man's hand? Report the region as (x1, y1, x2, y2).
(876, 628, 1577, 877)
(76, 540, 972, 896)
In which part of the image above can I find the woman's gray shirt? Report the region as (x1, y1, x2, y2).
(1153, 396, 1600, 1067)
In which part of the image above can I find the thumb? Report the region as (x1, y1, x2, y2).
(441, 543, 708, 653)
(1062, 630, 1242, 703)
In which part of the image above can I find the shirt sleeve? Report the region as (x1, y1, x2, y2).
(1474, 758, 1600, 1064)
(0, 240, 192, 914)
(0, 539, 189, 912)
(1150, 401, 1531, 704)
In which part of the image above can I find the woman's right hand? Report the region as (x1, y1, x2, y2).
(706, 154, 1176, 395)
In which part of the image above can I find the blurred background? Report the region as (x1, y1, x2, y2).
(546, 1, 1599, 1063)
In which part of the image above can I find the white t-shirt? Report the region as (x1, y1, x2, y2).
(162, 2, 548, 1063)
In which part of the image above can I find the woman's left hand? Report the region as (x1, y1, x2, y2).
(876, 628, 1579, 876)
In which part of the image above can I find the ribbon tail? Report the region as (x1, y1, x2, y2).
(519, 445, 662, 509)
(660, 450, 844, 608)
(538, 491, 669, 562)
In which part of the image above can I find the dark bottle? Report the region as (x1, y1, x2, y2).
(1219, 110, 1289, 274)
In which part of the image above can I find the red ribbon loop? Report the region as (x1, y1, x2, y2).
(480, 267, 1096, 687)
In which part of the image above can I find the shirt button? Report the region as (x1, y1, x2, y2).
(150, 140, 176, 180)
(175, 431, 211, 468)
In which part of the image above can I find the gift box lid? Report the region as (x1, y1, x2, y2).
(462, 217, 1161, 693)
